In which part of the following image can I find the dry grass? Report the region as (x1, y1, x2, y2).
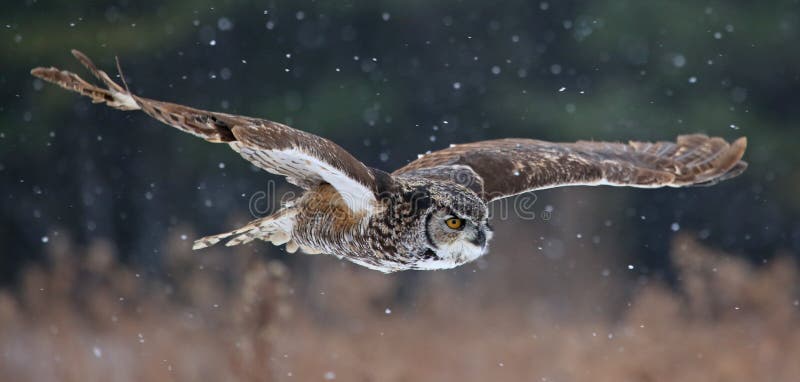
(1, 232, 798, 382)
(0, 231, 291, 382)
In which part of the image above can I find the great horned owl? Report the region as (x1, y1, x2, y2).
(32, 51, 748, 273)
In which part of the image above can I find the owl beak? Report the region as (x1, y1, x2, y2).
(471, 230, 487, 248)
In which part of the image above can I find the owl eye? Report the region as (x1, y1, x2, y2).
(445, 217, 464, 230)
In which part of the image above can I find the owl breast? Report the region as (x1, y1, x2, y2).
(289, 184, 431, 272)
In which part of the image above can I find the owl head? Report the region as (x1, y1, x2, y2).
(406, 181, 493, 270)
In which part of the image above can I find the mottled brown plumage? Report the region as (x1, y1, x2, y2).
(395, 137, 747, 201)
(31, 50, 748, 272)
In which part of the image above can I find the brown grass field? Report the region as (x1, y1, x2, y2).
(1, 230, 798, 382)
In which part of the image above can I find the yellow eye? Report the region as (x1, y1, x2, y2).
(445, 218, 464, 230)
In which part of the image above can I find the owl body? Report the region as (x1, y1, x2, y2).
(289, 175, 490, 272)
(32, 50, 748, 273)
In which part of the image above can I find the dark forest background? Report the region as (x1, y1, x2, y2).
(1, 1, 799, 381)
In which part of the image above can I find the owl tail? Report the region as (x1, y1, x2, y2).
(31, 50, 140, 111)
(192, 208, 318, 254)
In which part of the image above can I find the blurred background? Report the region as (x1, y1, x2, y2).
(2, 1, 799, 381)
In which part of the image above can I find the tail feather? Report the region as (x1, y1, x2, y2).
(192, 208, 297, 251)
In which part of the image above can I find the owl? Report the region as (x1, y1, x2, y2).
(32, 50, 748, 273)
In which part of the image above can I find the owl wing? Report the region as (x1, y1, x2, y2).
(31, 50, 380, 214)
(393, 135, 747, 202)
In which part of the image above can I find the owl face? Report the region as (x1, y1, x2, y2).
(413, 187, 493, 270)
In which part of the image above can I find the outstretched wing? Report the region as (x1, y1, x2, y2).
(31, 50, 379, 213)
(394, 135, 747, 202)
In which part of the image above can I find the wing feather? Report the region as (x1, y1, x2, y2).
(32, 50, 380, 213)
(394, 135, 747, 201)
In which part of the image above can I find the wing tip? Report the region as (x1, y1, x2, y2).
(30, 67, 66, 84)
(718, 136, 748, 172)
(30, 67, 49, 77)
(732, 136, 747, 156)
(70, 49, 95, 70)
(686, 135, 748, 186)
